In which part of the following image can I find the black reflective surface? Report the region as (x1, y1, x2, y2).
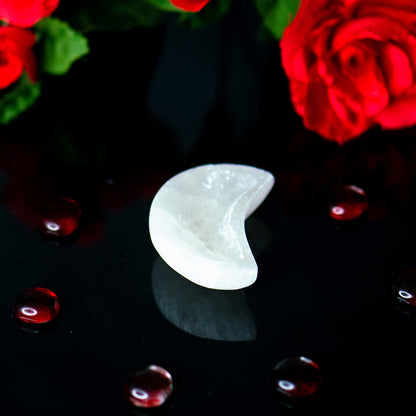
(0, 1, 412, 415)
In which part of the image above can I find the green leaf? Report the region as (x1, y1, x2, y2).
(35, 17, 90, 75)
(70, 0, 164, 32)
(0, 73, 41, 124)
(145, 0, 182, 12)
(177, 0, 234, 29)
(254, 0, 300, 40)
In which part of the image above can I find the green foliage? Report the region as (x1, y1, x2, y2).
(254, 0, 300, 39)
(70, 0, 164, 32)
(145, 0, 182, 12)
(0, 73, 41, 124)
(177, 0, 234, 29)
(35, 17, 90, 75)
(0, 0, 303, 124)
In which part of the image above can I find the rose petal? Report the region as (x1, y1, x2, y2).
(326, 66, 386, 128)
(281, 15, 339, 84)
(327, 77, 364, 121)
(0, 27, 37, 84)
(0, 29, 36, 79)
(358, 4, 416, 31)
(281, 1, 335, 80)
(293, 0, 334, 21)
(398, 34, 416, 82)
(0, 27, 36, 50)
(377, 94, 416, 129)
(358, 0, 416, 11)
(288, 80, 308, 117)
(328, 87, 361, 125)
(304, 78, 370, 144)
(0, 0, 59, 27)
(379, 42, 413, 96)
(332, 17, 410, 52)
(23, 48, 37, 82)
(308, 17, 340, 57)
(337, 42, 389, 116)
(0, 52, 23, 89)
(286, 49, 310, 82)
(342, 0, 358, 7)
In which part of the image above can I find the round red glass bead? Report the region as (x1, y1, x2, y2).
(38, 196, 82, 237)
(271, 356, 322, 399)
(124, 365, 173, 408)
(13, 287, 60, 325)
(329, 185, 368, 221)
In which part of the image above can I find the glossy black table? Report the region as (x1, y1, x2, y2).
(0, 1, 411, 414)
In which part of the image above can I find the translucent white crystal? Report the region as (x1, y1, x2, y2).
(148, 163, 275, 290)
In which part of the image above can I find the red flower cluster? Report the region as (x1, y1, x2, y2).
(170, 0, 210, 12)
(281, 0, 416, 144)
(0, 0, 60, 89)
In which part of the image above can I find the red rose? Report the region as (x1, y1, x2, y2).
(0, 0, 59, 28)
(170, 0, 210, 12)
(0, 27, 37, 89)
(281, 0, 416, 144)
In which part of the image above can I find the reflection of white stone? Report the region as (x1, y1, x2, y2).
(152, 257, 256, 342)
(21, 307, 37, 316)
(148, 164, 275, 290)
(45, 222, 60, 232)
(278, 380, 295, 391)
(132, 389, 149, 400)
(399, 290, 413, 299)
(331, 206, 345, 216)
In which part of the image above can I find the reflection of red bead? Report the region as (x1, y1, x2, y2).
(329, 185, 368, 221)
(39, 197, 82, 237)
(13, 287, 60, 324)
(124, 365, 173, 408)
(272, 356, 322, 399)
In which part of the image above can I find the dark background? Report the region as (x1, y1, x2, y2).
(0, 0, 413, 414)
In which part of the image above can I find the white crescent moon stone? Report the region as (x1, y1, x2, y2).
(148, 164, 275, 290)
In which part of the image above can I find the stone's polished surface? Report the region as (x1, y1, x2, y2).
(329, 185, 368, 221)
(124, 365, 173, 408)
(13, 287, 60, 325)
(38, 196, 82, 237)
(392, 269, 416, 310)
(148, 164, 275, 290)
(271, 357, 322, 400)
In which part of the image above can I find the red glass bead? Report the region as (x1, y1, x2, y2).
(13, 287, 60, 325)
(38, 196, 82, 237)
(392, 269, 416, 310)
(124, 365, 173, 408)
(329, 185, 368, 221)
(271, 356, 322, 399)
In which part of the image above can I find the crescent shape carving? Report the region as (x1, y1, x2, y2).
(148, 164, 275, 290)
